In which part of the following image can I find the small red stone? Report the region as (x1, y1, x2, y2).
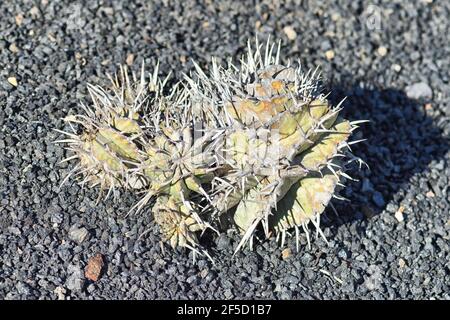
(85, 253, 104, 282)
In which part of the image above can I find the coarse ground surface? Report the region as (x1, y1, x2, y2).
(0, 0, 449, 299)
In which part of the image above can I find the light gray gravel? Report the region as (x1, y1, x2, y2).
(68, 226, 89, 244)
(406, 82, 433, 100)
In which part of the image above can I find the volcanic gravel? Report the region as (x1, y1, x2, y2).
(0, 0, 449, 300)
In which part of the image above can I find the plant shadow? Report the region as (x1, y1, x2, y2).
(322, 80, 449, 232)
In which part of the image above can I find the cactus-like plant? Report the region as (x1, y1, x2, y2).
(55, 64, 220, 257)
(135, 124, 220, 254)
(186, 39, 365, 253)
(56, 38, 365, 258)
(55, 65, 157, 202)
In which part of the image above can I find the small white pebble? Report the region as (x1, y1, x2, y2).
(126, 53, 134, 66)
(395, 206, 405, 222)
(9, 43, 19, 53)
(30, 6, 40, 17)
(392, 64, 401, 72)
(7, 77, 18, 87)
(325, 50, 335, 60)
(54, 286, 66, 300)
(15, 14, 23, 26)
(377, 46, 388, 57)
(331, 13, 340, 21)
(426, 190, 435, 198)
(283, 26, 297, 40)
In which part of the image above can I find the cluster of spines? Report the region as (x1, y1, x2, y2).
(183, 39, 366, 254)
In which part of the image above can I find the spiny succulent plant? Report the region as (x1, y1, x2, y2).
(186, 38, 366, 253)
(56, 38, 365, 259)
(134, 124, 221, 256)
(55, 63, 221, 258)
(55, 64, 164, 201)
